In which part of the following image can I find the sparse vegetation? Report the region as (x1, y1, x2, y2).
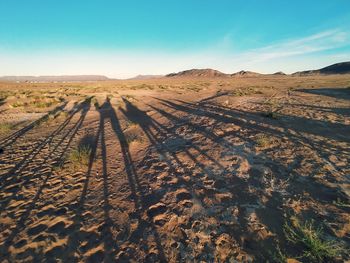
(0, 122, 13, 133)
(68, 145, 92, 168)
(262, 95, 283, 119)
(186, 85, 202, 92)
(229, 87, 264, 96)
(29, 97, 61, 108)
(9, 96, 61, 110)
(10, 101, 26, 108)
(284, 216, 343, 262)
(255, 134, 272, 147)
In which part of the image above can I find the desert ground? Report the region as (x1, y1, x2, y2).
(0, 75, 349, 262)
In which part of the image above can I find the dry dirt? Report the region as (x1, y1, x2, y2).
(0, 75, 349, 262)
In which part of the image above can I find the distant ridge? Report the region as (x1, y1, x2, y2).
(166, 68, 228, 77)
(272, 71, 287, 75)
(1, 61, 349, 81)
(167, 69, 262, 78)
(129, 74, 164, 80)
(292, 61, 350, 76)
(0, 75, 111, 82)
(231, 70, 261, 77)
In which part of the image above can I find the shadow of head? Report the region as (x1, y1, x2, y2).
(120, 98, 152, 126)
(78, 134, 95, 149)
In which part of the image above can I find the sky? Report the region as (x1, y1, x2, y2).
(0, 0, 350, 78)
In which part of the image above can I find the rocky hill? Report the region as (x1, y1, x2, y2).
(166, 69, 228, 77)
(292, 62, 350, 76)
(231, 70, 261, 77)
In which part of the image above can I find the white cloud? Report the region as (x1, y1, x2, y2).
(229, 29, 350, 65)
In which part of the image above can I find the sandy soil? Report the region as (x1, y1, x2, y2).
(0, 75, 349, 262)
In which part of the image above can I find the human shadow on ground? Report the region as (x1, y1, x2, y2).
(0, 101, 68, 149)
(0, 98, 91, 258)
(66, 97, 167, 262)
(120, 97, 349, 260)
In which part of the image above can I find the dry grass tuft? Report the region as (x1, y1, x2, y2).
(68, 145, 92, 168)
(284, 216, 343, 262)
(255, 134, 272, 147)
(0, 122, 13, 134)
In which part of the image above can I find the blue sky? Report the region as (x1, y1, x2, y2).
(0, 0, 349, 78)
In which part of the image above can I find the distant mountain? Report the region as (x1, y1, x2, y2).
(129, 74, 164, 80)
(272, 71, 287, 75)
(0, 75, 111, 82)
(292, 62, 350, 76)
(166, 69, 228, 77)
(231, 70, 261, 77)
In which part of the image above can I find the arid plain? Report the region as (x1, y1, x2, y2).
(0, 74, 349, 262)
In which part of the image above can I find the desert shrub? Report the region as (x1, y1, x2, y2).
(255, 134, 271, 147)
(68, 145, 92, 168)
(284, 217, 343, 262)
(123, 125, 143, 144)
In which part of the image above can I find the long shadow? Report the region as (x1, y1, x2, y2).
(0, 99, 89, 189)
(0, 99, 91, 206)
(64, 131, 101, 260)
(103, 98, 167, 262)
(162, 97, 350, 194)
(0, 101, 68, 149)
(127, 98, 349, 260)
(66, 98, 123, 260)
(120, 98, 256, 259)
(297, 87, 350, 100)
(0, 99, 91, 257)
(256, 101, 350, 117)
(97, 99, 117, 260)
(120, 99, 271, 258)
(165, 98, 350, 165)
(205, 101, 349, 147)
